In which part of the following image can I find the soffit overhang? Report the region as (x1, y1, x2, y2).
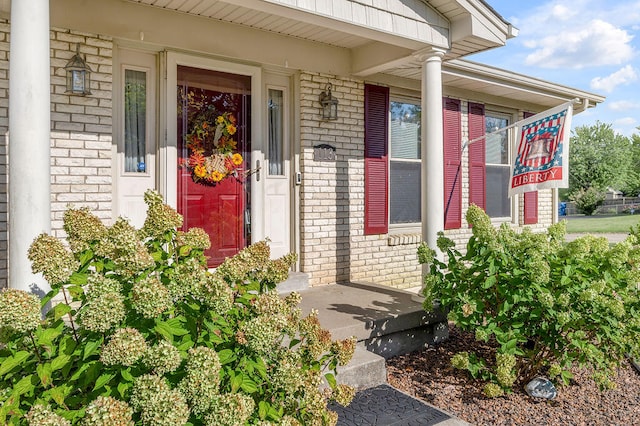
(378, 59, 605, 111)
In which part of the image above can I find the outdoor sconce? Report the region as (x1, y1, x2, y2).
(65, 43, 92, 96)
(319, 83, 338, 120)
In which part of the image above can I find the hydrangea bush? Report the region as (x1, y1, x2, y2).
(419, 205, 640, 397)
(0, 190, 355, 425)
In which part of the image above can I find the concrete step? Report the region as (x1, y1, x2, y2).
(298, 281, 449, 390)
(299, 282, 448, 358)
(277, 271, 310, 294)
(334, 345, 387, 390)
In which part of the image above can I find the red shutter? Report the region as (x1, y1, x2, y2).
(523, 191, 538, 224)
(364, 84, 389, 235)
(443, 97, 462, 229)
(468, 102, 486, 211)
(522, 112, 538, 224)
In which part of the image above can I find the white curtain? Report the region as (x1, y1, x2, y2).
(268, 89, 283, 175)
(124, 70, 146, 173)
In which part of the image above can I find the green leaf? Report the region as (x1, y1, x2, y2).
(324, 373, 337, 389)
(78, 362, 101, 389)
(240, 376, 258, 394)
(483, 275, 497, 289)
(218, 349, 235, 365)
(179, 245, 192, 257)
(67, 285, 85, 299)
(154, 320, 175, 342)
(258, 401, 268, 420)
(83, 338, 103, 361)
(231, 372, 243, 392)
(13, 374, 36, 395)
(52, 303, 72, 321)
(37, 362, 53, 387)
(151, 251, 164, 262)
(165, 317, 189, 336)
(69, 271, 89, 286)
(59, 335, 77, 356)
(93, 373, 116, 392)
(36, 328, 62, 347)
(51, 354, 71, 372)
(117, 381, 131, 399)
(0, 351, 31, 377)
(120, 369, 134, 382)
(49, 384, 72, 406)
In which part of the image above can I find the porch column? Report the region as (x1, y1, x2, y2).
(417, 48, 446, 255)
(8, 0, 51, 295)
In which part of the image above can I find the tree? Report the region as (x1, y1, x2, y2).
(568, 122, 632, 214)
(621, 128, 640, 196)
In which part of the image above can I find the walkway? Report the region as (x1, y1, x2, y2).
(565, 233, 628, 243)
(330, 384, 469, 426)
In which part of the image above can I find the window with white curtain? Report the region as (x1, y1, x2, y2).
(389, 101, 421, 224)
(268, 89, 284, 175)
(124, 69, 147, 173)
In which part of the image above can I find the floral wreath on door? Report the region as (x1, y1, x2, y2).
(181, 109, 245, 186)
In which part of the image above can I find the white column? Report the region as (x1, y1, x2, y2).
(9, 0, 51, 295)
(418, 48, 446, 254)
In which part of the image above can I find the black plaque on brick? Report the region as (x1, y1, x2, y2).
(313, 144, 336, 162)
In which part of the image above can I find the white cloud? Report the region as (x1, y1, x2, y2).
(590, 65, 639, 92)
(524, 19, 635, 68)
(608, 100, 640, 111)
(614, 117, 638, 126)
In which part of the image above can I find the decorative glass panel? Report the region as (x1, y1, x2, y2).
(268, 89, 284, 175)
(124, 69, 147, 173)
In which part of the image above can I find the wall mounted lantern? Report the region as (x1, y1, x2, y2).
(65, 43, 92, 96)
(319, 83, 338, 120)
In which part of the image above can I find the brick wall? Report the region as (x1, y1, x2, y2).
(0, 22, 113, 288)
(50, 28, 114, 238)
(299, 73, 421, 289)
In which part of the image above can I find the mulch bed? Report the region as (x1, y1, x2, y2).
(386, 325, 640, 426)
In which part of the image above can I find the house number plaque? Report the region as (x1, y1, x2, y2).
(313, 144, 336, 162)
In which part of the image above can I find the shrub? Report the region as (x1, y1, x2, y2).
(570, 186, 605, 215)
(419, 205, 640, 395)
(0, 190, 355, 425)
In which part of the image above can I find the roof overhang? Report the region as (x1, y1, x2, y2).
(374, 58, 605, 112)
(121, 0, 515, 75)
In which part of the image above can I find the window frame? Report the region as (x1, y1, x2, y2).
(388, 95, 422, 232)
(485, 109, 517, 222)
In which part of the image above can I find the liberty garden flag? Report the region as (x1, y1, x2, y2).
(509, 101, 573, 197)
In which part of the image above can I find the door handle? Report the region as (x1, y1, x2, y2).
(256, 160, 260, 181)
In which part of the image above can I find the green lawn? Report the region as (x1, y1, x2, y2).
(564, 215, 640, 233)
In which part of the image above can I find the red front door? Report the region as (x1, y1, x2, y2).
(177, 66, 251, 267)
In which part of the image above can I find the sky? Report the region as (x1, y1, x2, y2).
(468, 0, 640, 138)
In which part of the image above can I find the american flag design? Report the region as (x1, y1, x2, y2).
(509, 102, 573, 197)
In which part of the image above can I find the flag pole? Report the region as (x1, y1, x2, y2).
(461, 98, 581, 151)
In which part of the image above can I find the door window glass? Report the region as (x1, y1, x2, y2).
(268, 89, 284, 175)
(124, 69, 147, 173)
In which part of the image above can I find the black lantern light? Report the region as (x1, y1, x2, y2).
(65, 43, 92, 96)
(319, 83, 338, 120)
